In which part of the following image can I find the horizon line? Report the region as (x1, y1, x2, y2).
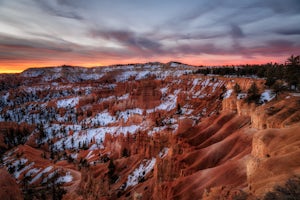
(0, 60, 286, 74)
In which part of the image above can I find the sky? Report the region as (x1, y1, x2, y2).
(0, 0, 300, 73)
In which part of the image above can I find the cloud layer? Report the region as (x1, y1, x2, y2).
(0, 0, 300, 71)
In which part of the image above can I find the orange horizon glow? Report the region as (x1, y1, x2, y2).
(0, 54, 289, 74)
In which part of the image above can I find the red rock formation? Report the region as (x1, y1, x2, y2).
(0, 64, 299, 200)
(247, 125, 300, 198)
(0, 168, 23, 200)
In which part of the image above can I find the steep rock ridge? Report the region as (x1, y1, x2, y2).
(247, 125, 300, 198)
(251, 97, 300, 129)
(0, 63, 299, 199)
(222, 79, 300, 129)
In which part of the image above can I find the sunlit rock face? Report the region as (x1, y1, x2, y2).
(0, 62, 299, 199)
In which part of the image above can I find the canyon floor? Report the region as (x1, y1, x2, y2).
(0, 63, 299, 199)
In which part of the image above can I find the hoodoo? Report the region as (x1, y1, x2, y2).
(0, 62, 299, 199)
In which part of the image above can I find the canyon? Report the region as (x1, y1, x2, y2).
(0, 62, 299, 199)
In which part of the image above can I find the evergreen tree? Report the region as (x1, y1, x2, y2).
(176, 103, 182, 114)
(264, 176, 300, 200)
(108, 159, 118, 184)
(265, 77, 275, 88)
(272, 81, 284, 98)
(285, 55, 300, 90)
(108, 159, 115, 177)
(246, 83, 260, 104)
(233, 83, 241, 94)
(122, 148, 130, 157)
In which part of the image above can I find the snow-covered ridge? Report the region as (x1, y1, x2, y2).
(20, 62, 194, 83)
(21, 68, 45, 77)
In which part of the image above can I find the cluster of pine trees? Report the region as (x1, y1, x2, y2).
(194, 55, 300, 91)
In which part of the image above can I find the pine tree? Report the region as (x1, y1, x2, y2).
(176, 103, 182, 114)
(246, 83, 260, 104)
(108, 159, 115, 176)
(272, 81, 284, 98)
(285, 55, 300, 90)
(233, 83, 241, 94)
(108, 159, 118, 184)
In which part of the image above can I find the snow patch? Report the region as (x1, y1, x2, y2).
(86, 151, 94, 160)
(79, 73, 103, 80)
(116, 71, 137, 82)
(159, 148, 169, 158)
(14, 162, 34, 179)
(54, 125, 140, 150)
(21, 69, 44, 77)
(156, 94, 177, 111)
(56, 171, 73, 183)
(223, 89, 233, 99)
(160, 87, 169, 94)
(57, 97, 79, 108)
(118, 108, 143, 123)
(135, 71, 150, 80)
(125, 158, 156, 189)
(181, 108, 193, 115)
(26, 167, 41, 177)
(30, 166, 53, 184)
(148, 124, 178, 136)
(237, 93, 247, 100)
(260, 90, 275, 103)
(85, 111, 116, 126)
(118, 93, 129, 100)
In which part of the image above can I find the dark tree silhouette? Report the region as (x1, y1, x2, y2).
(234, 83, 241, 94)
(285, 55, 300, 90)
(264, 176, 300, 200)
(246, 83, 260, 104)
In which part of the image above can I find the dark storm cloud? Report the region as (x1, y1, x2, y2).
(56, 0, 78, 7)
(230, 39, 299, 57)
(0, 32, 142, 62)
(0, 34, 74, 53)
(178, 0, 222, 22)
(264, 0, 300, 14)
(0, 34, 76, 62)
(241, 0, 300, 16)
(171, 1, 262, 27)
(171, 43, 225, 55)
(146, 31, 225, 41)
(90, 29, 162, 53)
(230, 24, 245, 38)
(267, 39, 294, 49)
(164, 37, 300, 58)
(171, 0, 299, 38)
(275, 28, 300, 36)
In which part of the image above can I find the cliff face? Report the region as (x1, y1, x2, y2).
(0, 63, 299, 199)
(247, 125, 300, 198)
